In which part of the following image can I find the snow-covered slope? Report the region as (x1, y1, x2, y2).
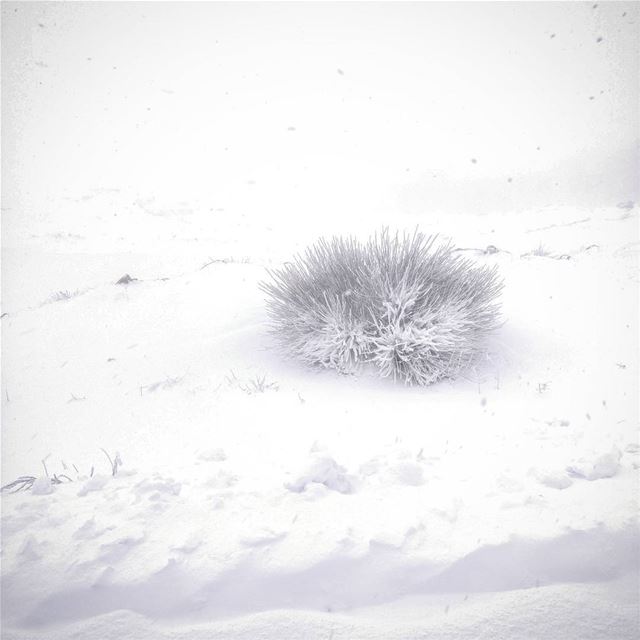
(2, 2, 639, 639)
(2, 205, 638, 639)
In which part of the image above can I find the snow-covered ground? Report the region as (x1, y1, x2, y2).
(2, 2, 639, 639)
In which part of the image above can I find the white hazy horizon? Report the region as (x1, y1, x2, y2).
(2, 1, 638, 235)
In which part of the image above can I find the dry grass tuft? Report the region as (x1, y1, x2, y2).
(261, 229, 503, 385)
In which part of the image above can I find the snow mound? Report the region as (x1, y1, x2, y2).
(31, 477, 54, 495)
(360, 449, 428, 487)
(286, 454, 355, 494)
(77, 474, 110, 497)
(567, 447, 623, 481)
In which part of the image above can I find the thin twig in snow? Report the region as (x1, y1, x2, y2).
(525, 217, 590, 233)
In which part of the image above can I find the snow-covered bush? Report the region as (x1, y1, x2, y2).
(261, 229, 503, 385)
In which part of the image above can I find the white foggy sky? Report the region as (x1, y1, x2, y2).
(2, 1, 639, 222)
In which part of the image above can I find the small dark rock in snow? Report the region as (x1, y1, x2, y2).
(337, 68, 344, 75)
(116, 274, 136, 285)
(471, 158, 477, 164)
(550, 33, 556, 39)
(596, 36, 603, 43)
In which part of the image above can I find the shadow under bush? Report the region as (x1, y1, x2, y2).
(261, 229, 503, 386)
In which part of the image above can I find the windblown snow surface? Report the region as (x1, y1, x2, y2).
(2, 2, 639, 639)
